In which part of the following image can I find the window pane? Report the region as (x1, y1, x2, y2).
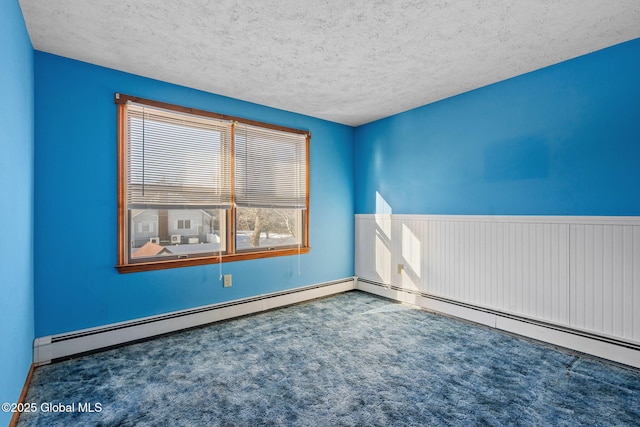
(236, 207, 301, 250)
(130, 208, 225, 260)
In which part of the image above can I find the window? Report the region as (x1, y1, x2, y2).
(116, 94, 310, 273)
(138, 221, 154, 233)
(177, 219, 191, 230)
(234, 123, 307, 252)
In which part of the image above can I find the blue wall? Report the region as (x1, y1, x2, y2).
(34, 52, 354, 337)
(0, 1, 34, 424)
(19, 8, 640, 369)
(355, 38, 640, 215)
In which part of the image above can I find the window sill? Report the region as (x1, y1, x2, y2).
(116, 247, 311, 274)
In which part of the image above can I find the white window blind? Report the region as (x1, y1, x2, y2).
(234, 123, 308, 209)
(126, 103, 232, 209)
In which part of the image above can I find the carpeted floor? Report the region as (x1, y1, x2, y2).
(17, 291, 640, 426)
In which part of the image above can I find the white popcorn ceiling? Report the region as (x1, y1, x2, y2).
(19, 0, 640, 126)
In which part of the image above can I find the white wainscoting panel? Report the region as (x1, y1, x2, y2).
(355, 214, 640, 350)
(569, 223, 640, 342)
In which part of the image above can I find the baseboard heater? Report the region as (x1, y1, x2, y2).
(356, 278, 640, 369)
(34, 278, 355, 365)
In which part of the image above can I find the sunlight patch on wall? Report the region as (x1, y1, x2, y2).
(375, 191, 392, 215)
(375, 191, 392, 283)
(401, 223, 422, 291)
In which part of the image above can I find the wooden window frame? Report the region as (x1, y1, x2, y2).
(115, 94, 310, 273)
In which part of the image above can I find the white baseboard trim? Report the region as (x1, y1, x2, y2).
(34, 278, 355, 365)
(356, 278, 640, 369)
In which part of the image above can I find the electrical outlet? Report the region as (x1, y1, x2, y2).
(397, 264, 404, 274)
(223, 274, 232, 287)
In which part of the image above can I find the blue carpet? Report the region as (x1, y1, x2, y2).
(18, 291, 640, 426)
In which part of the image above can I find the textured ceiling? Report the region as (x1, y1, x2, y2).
(19, 0, 640, 126)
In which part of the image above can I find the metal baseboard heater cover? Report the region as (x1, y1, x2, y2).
(356, 278, 640, 369)
(33, 276, 640, 369)
(33, 278, 356, 365)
